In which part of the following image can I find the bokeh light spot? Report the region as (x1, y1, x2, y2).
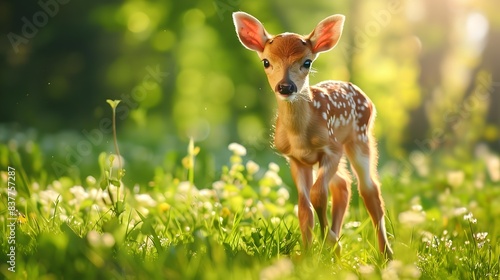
(152, 30, 176, 51)
(128, 12, 150, 33)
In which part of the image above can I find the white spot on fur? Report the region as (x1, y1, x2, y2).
(335, 119, 341, 128)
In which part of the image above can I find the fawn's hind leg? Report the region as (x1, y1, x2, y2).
(345, 140, 393, 259)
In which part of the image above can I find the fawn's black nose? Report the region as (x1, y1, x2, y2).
(276, 82, 297, 95)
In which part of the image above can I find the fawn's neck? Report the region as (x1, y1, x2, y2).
(275, 89, 312, 133)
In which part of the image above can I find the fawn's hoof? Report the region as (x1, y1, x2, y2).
(384, 246, 394, 260)
(326, 230, 342, 256)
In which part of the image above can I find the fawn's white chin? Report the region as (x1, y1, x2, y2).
(277, 93, 297, 102)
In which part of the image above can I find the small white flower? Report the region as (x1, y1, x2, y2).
(399, 210, 426, 225)
(277, 187, 290, 200)
(270, 217, 281, 226)
(445, 239, 453, 249)
(70, 185, 88, 199)
(203, 201, 213, 212)
(268, 162, 280, 172)
(260, 258, 294, 280)
(245, 198, 254, 207)
(89, 188, 104, 202)
(474, 232, 488, 241)
(39, 189, 61, 205)
(87, 230, 101, 247)
(228, 142, 247, 156)
(109, 154, 125, 170)
(486, 155, 500, 182)
(264, 170, 283, 186)
(382, 260, 403, 280)
(260, 186, 271, 197)
(453, 207, 468, 217)
(276, 197, 286, 206)
(175, 182, 198, 201)
(410, 151, 429, 177)
(59, 213, 69, 222)
(108, 184, 125, 200)
(133, 184, 140, 194)
(246, 160, 260, 175)
(359, 264, 375, 275)
(102, 233, 116, 248)
(212, 180, 225, 191)
(86, 176, 97, 186)
(69, 185, 89, 206)
(135, 193, 157, 207)
(88, 230, 115, 248)
(256, 201, 266, 213)
(411, 204, 423, 212)
(447, 170, 464, 188)
(344, 221, 362, 229)
(463, 212, 477, 223)
(51, 180, 63, 192)
(178, 181, 194, 194)
(198, 189, 215, 199)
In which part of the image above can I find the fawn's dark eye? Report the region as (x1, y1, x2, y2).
(303, 59, 312, 69)
(262, 59, 270, 68)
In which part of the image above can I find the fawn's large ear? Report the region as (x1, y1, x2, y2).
(232, 12, 271, 52)
(307, 15, 345, 53)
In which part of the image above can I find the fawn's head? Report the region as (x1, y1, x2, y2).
(232, 12, 345, 101)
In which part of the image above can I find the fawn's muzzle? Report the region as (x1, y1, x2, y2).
(276, 81, 297, 95)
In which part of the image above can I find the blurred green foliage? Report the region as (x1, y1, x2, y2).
(1, 1, 500, 278)
(1, 0, 499, 185)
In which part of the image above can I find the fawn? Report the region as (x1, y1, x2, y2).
(232, 12, 393, 259)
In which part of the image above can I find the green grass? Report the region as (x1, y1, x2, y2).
(1, 137, 500, 279)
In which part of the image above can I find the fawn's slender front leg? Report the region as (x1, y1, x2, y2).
(329, 167, 352, 243)
(310, 153, 342, 251)
(289, 158, 314, 248)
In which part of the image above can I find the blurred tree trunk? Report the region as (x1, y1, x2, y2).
(407, 0, 453, 149)
(464, 28, 500, 151)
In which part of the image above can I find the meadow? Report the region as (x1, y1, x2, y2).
(2, 0, 500, 279)
(1, 121, 499, 280)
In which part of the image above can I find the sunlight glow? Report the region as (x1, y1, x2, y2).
(128, 12, 150, 33)
(466, 12, 489, 51)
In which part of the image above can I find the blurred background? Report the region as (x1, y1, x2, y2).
(1, 0, 499, 188)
